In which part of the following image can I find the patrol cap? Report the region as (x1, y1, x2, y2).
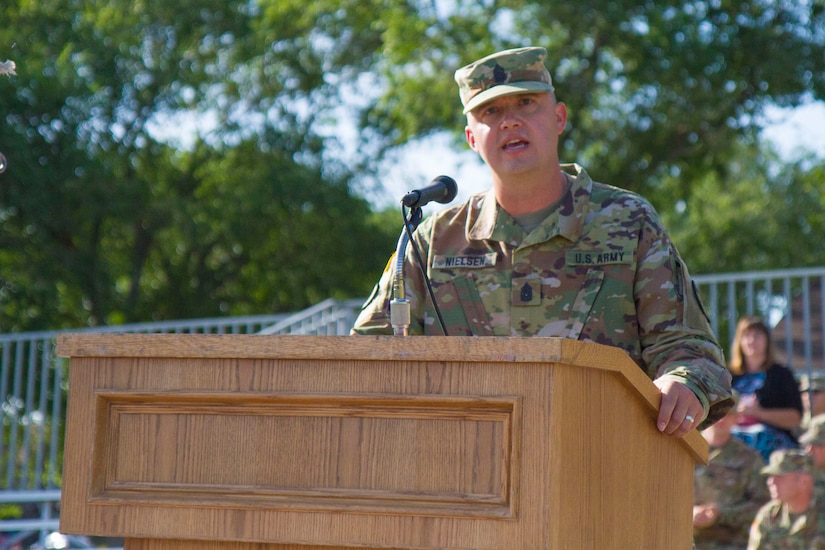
(800, 414, 825, 446)
(761, 449, 813, 476)
(455, 47, 554, 114)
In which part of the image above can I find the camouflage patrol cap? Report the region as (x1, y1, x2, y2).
(800, 414, 825, 446)
(761, 449, 813, 476)
(455, 47, 555, 114)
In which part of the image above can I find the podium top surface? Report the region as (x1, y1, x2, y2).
(57, 333, 627, 364)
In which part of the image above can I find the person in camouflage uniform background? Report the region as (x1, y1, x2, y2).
(694, 394, 770, 549)
(799, 414, 825, 507)
(799, 374, 825, 432)
(352, 46, 733, 436)
(748, 450, 825, 549)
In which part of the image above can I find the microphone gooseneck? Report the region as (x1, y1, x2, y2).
(391, 175, 458, 337)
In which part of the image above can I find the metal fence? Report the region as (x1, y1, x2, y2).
(694, 267, 825, 374)
(2, 269, 825, 544)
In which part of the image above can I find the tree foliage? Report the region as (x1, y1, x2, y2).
(1, 0, 824, 331)
(255, 0, 825, 268)
(275, 0, 825, 271)
(378, 2, 823, 192)
(663, 147, 825, 274)
(0, 0, 397, 331)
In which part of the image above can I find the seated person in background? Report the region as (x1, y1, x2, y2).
(748, 450, 825, 550)
(727, 316, 803, 462)
(694, 393, 770, 550)
(798, 372, 825, 432)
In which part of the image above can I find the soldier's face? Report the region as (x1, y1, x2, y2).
(767, 473, 802, 501)
(465, 92, 566, 181)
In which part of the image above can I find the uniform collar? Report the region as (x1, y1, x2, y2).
(468, 163, 591, 245)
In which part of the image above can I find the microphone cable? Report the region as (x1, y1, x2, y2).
(401, 204, 449, 336)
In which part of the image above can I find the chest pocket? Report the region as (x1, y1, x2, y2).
(425, 275, 494, 336)
(429, 253, 497, 336)
(564, 268, 605, 340)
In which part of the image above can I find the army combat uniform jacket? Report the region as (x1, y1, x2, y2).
(694, 437, 770, 549)
(352, 164, 733, 427)
(748, 499, 825, 549)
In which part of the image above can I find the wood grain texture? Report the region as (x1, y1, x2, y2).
(92, 392, 515, 516)
(58, 334, 706, 549)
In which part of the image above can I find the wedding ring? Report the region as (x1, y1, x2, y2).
(685, 414, 695, 423)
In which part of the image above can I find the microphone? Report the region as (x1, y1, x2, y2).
(400, 175, 458, 208)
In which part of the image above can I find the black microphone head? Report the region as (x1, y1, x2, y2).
(432, 175, 458, 204)
(400, 175, 459, 208)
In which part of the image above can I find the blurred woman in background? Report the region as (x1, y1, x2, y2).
(728, 316, 803, 462)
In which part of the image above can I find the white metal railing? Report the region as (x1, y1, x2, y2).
(257, 298, 364, 335)
(693, 267, 825, 373)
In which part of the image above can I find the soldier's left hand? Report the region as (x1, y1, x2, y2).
(653, 376, 703, 437)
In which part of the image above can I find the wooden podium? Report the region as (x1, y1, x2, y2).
(56, 334, 707, 550)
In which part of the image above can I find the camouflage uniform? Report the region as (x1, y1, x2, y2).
(799, 374, 825, 432)
(352, 163, 733, 427)
(748, 450, 825, 549)
(694, 437, 770, 549)
(748, 503, 825, 550)
(799, 414, 825, 505)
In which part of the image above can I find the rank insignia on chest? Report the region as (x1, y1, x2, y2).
(511, 278, 541, 306)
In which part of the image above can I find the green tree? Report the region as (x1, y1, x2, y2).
(280, 0, 825, 272)
(2, 0, 825, 331)
(125, 139, 395, 322)
(663, 146, 825, 274)
(351, 0, 825, 200)
(250, 0, 825, 269)
(0, 0, 396, 331)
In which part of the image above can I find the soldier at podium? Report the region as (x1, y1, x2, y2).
(352, 46, 733, 437)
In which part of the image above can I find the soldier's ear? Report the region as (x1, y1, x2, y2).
(554, 101, 567, 134)
(465, 126, 478, 151)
